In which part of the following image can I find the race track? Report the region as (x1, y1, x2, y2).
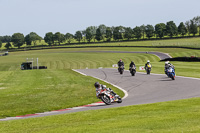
(1, 51, 200, 121)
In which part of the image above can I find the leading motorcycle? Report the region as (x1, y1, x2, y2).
(166, 67, 175, 80)
(98, 88, 122, 105)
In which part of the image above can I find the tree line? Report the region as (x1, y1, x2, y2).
(0, 16, 200, 49)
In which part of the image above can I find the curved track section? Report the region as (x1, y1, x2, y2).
(78, 68, 200, 106)
(2, 68, 200, 121)
(51, 51, 171, 60)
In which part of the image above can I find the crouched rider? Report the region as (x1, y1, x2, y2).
(94, 82, 118, 98)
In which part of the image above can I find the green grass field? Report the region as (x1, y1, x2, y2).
(1, 98, 200, 132)
(0, 38, 200, 132)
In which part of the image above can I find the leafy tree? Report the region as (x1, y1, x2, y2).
(192, 16, 200, 36)
(113, 26, 123, 41)
(74, 31, 82, 43)
(166, 21, 178, 38)
(81, 30, 86, 42)
(124, 27, 133, 40)
(119, 26, 125, 37)
(133, 26, 142, 40)
(185, 21, 190, 36)
(98, 24, 107, 41)
(30, 32, 42, 46)
(54, 32, 65, 45)
(11, 33, 25, 48)
(106, 27, 112, 42)
(4, 42, 12, 49)
(95, 28, 102, 41)
(0, 40, 2, 49)
(0, 35, 12, 43)
(90, 26, 97, 42)
(85, 26, 98, 42)
(85, 27, 93, 43)
(24, 32, 42, 46)
(44, 32, 54, 46)
(140, 24, 146, 39)
(178, 22, 187, 36)
(155, 23, 166, 38)
(25, 34, 32, 46)
(189, 20, 198, 36)
(65, 33, 73, 44)
(145, 24, 154, 39)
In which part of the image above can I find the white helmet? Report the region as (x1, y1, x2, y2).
(165, 61, 169, 65)
(147, 60, 150, 63)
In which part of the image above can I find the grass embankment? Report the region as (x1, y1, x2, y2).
(0, 69, 124, 118)
(1, 98, 200, 132)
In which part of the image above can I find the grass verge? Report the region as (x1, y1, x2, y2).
(1, 98, 200, 132)
(0, 69, 124, 118)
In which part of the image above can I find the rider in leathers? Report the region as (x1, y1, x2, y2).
(118, 59, 124, 72)
(145, 60, 151, 70)
(94, 82, 118, 98)
(129, 61, 136, 70)
(165, 61, 175, 74)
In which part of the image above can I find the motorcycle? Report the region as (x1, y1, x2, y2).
(146, 64, 152, 74)
(129, 66, 136, 76)
(118, 66, 124, 74)
(166, 67, 175, 80)
(98, 88, 122, 105)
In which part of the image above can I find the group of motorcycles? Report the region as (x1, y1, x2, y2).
(118, 63, 176, 80)
(118, 64, 152, 76)
(98, 62, 175, 105)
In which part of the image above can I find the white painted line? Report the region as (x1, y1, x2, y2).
(72, 69, 87, 76)
(164, 53, 172, 58)
(72, 69, 128, 100)
(71, 107, 85, 110)
(89, 103, 105, 106)
(0, 117, 21, 121)
(89, 75, 128, 100)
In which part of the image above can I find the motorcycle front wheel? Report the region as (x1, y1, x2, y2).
(100, 95, 111, 105)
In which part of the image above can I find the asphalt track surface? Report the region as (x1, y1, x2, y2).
(1, 51, 200, 121)
(50, 50, 171, 60)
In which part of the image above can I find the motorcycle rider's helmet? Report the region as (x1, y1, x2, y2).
(165, 61, 169, 65)
(94, 82, 100, 88)
(120, 59, 122, 62)
(147, 60, 150, 63)
(131, 61, 134, 64)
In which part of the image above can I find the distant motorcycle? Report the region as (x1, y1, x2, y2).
(166, 67, 175, 80)
(118, 66, 124, 74)
(98, 88, 122, 105)
(146, 64, 152, 74)
(129, 66, 136, 76)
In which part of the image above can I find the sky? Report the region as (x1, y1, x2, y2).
(0, 0, 199, 37)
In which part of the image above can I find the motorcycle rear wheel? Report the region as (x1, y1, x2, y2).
(117, 97, 122, 103)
